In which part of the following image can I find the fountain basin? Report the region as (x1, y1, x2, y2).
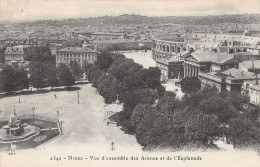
(0, 125, 40, 142)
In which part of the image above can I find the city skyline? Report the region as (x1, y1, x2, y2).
(1, 0, 260, 23)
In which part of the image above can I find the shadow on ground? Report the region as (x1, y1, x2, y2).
(0, 86, 85, 99)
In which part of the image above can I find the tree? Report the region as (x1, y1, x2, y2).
(108, 58, 142, 82)
(14, 67, 29, 91)
(222, 91, 247, 111)
(184, 110, 219, 145)
(0, 65, 16, 92)
(82, 60, 94, 74)
(122, 75, 143, 90)
(46, 66, 60, 89)
(137, 88, 159, 105)
(243, 106, 260, 123)
(156, 91, 180, 118)
(0, 47, 6, 63)
(57, 64, 75, 87)
(229, 116, 260, 148)
(25, 46, 55, 64)
(69, 60, 83, 82)
(182, 84, 217, 107)
(156, 84, 166, 97)
(136, 67, 161, 89)
(29, 65, 47, 90)
(94, 52, 113, 71)
(135, 108, 157, 147)
(131, 104, 153, 128)
(180, 77, 201, 94)
(198, 95, 239, 139)
(85, 66, 104, 84)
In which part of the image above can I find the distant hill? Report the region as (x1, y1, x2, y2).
(14, 14, 260, 26)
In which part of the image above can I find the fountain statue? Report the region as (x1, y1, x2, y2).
(2, 105, 27, 136)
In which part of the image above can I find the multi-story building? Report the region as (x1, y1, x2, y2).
(92, 40, 139, 52)
(183, 51, 239, 78)
(245, 81, 260, 106)
(151, 34, 185, 82)
(56, 47, 98, 67)
(187, 32, 260, 56)
(152, 34, 184, 60)
(4, 45, 27, 67)
(199, 68, 257, 92)
(91, 33, 126, 40)
(239, 60, 260, 74)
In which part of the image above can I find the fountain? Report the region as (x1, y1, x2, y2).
(0, 106, 61, 151)
(3, 106, 27, 136)
(0, 106, 39, 142)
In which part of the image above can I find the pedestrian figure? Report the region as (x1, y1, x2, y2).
(9, 141, 16, 155)
(54, 94, 57, 98)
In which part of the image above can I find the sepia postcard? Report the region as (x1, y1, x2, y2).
(0, 0, 260, 166)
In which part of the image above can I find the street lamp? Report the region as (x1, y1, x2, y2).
(31, 107, 35, 122)
(18, 93, 21, 103)
(57, 110, 59, 123)
(77, 91, 80, 104)
(111, 141, 115, 151)
(13, 105, 16, 115)
(60, 121, 64, 134)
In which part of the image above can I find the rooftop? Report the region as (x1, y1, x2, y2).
(5, 46, 24, 54)
(188, 51, 236, 64)
(57, 47, 96, 53)
(239, 60, 260, 69)
(92, 39, 138, 44)
(156, 34, 184, 42)
(91, 32, 125, 36)
(220, 68, 255, 80)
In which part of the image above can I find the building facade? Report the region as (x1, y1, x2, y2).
(199, 68, 256, 92)
(247, 81, 260, 106)
(92, 40, 139, 52)
(183, 51, 239, 78)
(91, 33, 126, 40)
(152, 37, 184, 60)
(151, 35, 185, 81)
(4, 45, 26, 67)
(56, 47, 98, 67)
(156, 58, 184, 82)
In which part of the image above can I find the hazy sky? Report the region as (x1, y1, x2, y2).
(0, 0, 260, 22)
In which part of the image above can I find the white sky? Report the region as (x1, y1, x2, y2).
(0, 0, 260, 22)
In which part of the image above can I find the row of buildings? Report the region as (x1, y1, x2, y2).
(3, 31, 155, 69)
(4, 45, 98, 68)
(152, 30, 260, 106)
